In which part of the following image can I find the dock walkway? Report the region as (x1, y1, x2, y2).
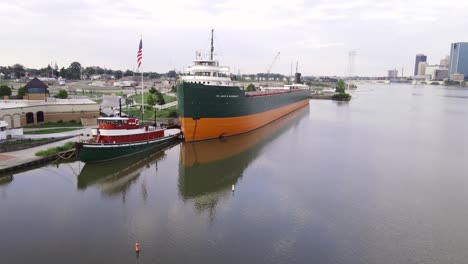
(0, 127, 93, 175)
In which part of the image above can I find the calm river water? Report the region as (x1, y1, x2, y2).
(1, 84, 468, 263)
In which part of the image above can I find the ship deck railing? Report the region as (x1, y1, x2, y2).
(245, 89, 305, 97)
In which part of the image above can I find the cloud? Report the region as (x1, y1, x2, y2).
(1, 0, 468, 76)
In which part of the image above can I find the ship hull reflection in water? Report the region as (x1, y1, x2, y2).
(178, 106, 309, 212)
(78, 142, 179, 197)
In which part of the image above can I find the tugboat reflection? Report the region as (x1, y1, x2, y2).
(78, 143, 178, 199)
(178, 107, 309, 213)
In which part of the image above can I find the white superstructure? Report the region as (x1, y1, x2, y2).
(180, 30, 236, 87)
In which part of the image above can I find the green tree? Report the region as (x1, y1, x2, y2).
(123, 70, 134, 77)
(67, 62, 82, 80)
(335, 80, 346, 93)
(57, 89, 68, 99)
(246, 83, 256, 91)
(59, 67, 69, 78)
(167, 70, 177, 78)
(114, 70, 123, 79)
(12, 64, 25, 79)
(0, 85, 12, 96)
(17, 86, 26, 98)
(149, 72, 162, 79)
(157, 94, 165, 105)
(149, 87, 157, 94)
(147, 95, 156, 106)
(84, 67, 96, 76)
(95, 67, 105, 75)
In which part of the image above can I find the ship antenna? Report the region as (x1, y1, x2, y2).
(210, 29, 214, 60)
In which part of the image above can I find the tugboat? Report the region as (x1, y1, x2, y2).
(76, 116, 181, 163)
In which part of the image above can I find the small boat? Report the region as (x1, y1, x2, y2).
(76, 116, 181, 163)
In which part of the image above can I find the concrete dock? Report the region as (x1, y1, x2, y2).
(0, 127, 93, 175)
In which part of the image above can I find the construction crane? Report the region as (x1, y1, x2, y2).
(266, 52, 281, 78)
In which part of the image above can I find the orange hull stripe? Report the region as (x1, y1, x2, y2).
(180, 99, 309, 142)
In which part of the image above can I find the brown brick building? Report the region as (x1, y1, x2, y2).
(23, 77, 49, 100)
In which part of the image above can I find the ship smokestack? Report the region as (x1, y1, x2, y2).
(295, 72, 302, 84)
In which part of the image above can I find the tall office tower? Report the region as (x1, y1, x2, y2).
(449, 43, 468, 80)
(414, 54, 427, 76)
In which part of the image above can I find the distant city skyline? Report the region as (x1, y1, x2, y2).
(1, 0, 468, 76)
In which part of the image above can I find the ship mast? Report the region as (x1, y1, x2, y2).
(210, 29, 214, 61)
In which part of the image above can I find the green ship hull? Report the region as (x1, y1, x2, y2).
(77, 134, 180, 163)
(178, 106, 309, 201)
(177, 82, 310, 141)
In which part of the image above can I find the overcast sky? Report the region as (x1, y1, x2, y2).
(1, 0, 467, 76)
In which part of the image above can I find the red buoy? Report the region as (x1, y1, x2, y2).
(135, 243, 140, 253)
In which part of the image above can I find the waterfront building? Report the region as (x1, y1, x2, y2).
(0, 99, 99, 128)
(414, 54, 427, 76)
(417, 61, 428, 76)
(425, 65, 441, 80)
(440, 55, 450, 68)
(433, 69, 449, 81)
(449, 42, 468, 80)
(450, 73, 465, 82)
(387, 69, 398, 79)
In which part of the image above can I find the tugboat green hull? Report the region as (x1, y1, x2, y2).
(77, 134, 180, 163)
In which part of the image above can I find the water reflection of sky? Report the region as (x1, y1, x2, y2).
(1, 84, 468, 263)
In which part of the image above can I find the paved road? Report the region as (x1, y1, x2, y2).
(23, 127, 86, 132)
(21, 127, 94, 139)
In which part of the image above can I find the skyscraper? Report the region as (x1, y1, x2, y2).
(388, 69, 398, 79)
(414, 54, 427, 76)
(449, 42, 468, 80)
(440, 55, 450, 68)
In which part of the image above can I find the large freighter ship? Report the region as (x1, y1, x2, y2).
(177, 30, 310, 142)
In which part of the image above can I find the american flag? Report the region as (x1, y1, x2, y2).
(137, 38, 143, 68)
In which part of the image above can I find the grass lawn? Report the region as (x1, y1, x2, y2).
(27, 121, 83, 128)
(163, 94, 177, 103)
(35, 142, 75, 157)
(24, 128, 81, 135)
(133, 92, 176, 104)
(123, 106, 177, 121)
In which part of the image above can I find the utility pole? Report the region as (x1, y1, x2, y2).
(290, 61, 293, 84)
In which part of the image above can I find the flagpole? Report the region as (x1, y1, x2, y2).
(140, 35, 144, 115)
(141, 66, 144, 115)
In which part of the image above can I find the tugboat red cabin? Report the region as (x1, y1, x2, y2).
(92, 117, 164, 144)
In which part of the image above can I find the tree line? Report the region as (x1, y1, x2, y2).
(1, 63, 291, 81)
(0, 63, 174, 80)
